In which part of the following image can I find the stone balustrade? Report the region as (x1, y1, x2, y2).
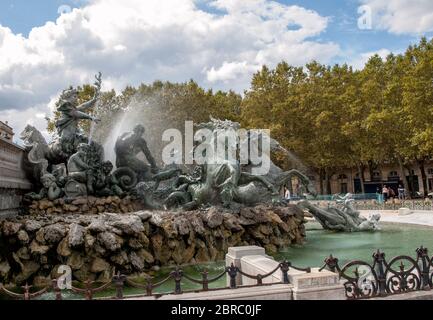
(0, 139, 32, 218)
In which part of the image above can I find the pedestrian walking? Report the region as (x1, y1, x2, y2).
(398, 185, 405, 200)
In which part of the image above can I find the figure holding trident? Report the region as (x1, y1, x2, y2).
(54, 72, 102, 157)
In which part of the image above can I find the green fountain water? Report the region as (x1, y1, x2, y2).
(274, 222, 433, 267)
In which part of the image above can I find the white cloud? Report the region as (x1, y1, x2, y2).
(348, 48, 391, 70)
(361, 0, 433, 34)
(207, 61, 259, 82)
(0, 106, 51, 144)
(0, 0, 340, 138)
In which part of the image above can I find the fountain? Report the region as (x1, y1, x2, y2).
(0, 74, 381, 288)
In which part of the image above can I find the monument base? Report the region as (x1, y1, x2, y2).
(0, 204, 305, 286)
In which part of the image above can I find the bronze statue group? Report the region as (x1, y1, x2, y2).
(20, 73, 381, 232)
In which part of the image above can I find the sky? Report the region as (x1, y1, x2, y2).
(1, 0, 432, 143)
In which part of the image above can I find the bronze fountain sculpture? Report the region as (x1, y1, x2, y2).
(21, 74, 380, 232)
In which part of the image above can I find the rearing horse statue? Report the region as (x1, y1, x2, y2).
(164, 118, 316, 209)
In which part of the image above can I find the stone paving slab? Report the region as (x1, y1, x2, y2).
(121, 284, 294, 300)
(359, 210, 433, 227)
(370, 290, 433, 300)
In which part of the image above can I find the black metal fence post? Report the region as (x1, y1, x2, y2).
(227, 264, 238, 289)
(22, 283, 31, 301)
(51, 279, 62, 300)
(171, 267, 183, 294)
(202, 269, 209, 291)
(256, 274, 263, 285)
(146, 276, 153, 296)
(113, 272, 126, 299)
(373, 250, 387, 296)
(416, 247, 431, 290)
(84, 280, 93, 300)
(324, 255, 339, 273)
(280, 261, 290, 284)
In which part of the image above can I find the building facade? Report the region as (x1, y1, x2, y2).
(309, 160, 433, 197)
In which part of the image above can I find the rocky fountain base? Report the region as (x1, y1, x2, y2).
(0, 204, 305, 286)
(26, 196, 142, 216)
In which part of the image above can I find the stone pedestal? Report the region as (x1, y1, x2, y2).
(240, 255, 281, 285)
(288, 268, 344, 300)
(226, 246, 346, 300)
(225, 246, 271, 286)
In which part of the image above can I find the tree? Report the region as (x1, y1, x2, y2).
(401, 38, 433, 196)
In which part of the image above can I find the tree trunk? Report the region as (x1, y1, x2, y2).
(288, 177, 294, 195)
(397, 156, 411, 199)
(360, 165, 366, 184)
(325, 168, 332, 195)
(356, 162, 366, 194)
(319, 168, 324, 195)
(367, 160, 374, 181)
(405, 164, 417, 198)
(417, 158, 428, 197)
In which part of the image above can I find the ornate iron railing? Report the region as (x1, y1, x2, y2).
(310, 200, 433, 211)
(320, 247, 433, 299)
(1, 247, 432, 300)
(0, 260, 310, 300)
(353, 200, 433, 211)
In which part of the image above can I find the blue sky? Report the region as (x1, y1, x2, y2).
(280, 0, 424, 64)
(0, 0, 81, 34)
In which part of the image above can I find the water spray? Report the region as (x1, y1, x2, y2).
(88, 72, 102, 145)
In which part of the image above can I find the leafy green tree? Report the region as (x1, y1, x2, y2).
(401, 38, 433, 196)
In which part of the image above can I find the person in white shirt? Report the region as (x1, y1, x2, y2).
(284, 188, 291, 202)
